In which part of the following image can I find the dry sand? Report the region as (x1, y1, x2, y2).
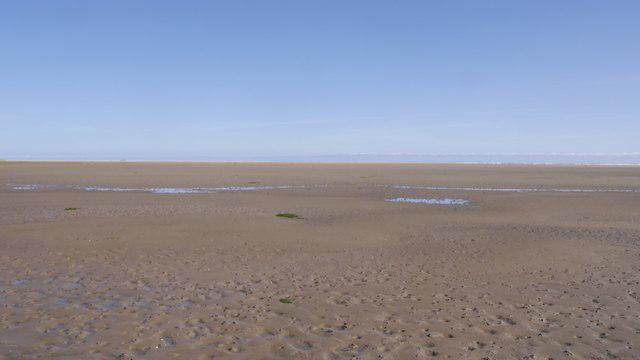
(1, 162, 639, 359)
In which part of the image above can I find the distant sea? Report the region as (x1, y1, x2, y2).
(5, 154, 640, 165)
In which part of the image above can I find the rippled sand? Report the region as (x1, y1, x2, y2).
(1, 162, 640, 359)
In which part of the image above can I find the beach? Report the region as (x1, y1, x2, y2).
(1, 161, 639, 359)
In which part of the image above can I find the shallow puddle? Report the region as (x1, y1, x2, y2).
(386, 197, 469, 205)
(9, 184, 297, 194)
(393, 185, 640, 193)
(56, 298, 70, 307)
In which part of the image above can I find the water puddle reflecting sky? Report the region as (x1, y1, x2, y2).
(9, 184, 299, 194)
(386, 198, 469, 205)
(393, 185, 640, 193)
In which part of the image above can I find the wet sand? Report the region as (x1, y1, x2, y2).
(1, 162, 639, 359)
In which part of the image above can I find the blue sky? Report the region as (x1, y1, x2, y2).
(1, 1, 639, 160)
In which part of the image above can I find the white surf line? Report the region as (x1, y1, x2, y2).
(392, 185, 640, 193)
(386, 197, 469, 205)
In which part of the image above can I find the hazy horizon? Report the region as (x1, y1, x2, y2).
(4, 153, 640, 165)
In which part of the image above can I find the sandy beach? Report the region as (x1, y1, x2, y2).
(1, 162, 639, 359)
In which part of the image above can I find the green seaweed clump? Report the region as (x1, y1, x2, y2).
(279, 297, 293, 304)
(276, 213, 300, 219)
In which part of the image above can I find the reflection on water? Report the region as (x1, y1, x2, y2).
(80, 185, 294, 194)
(393, 185, 640, 193)
(10, 184, 297, 194)
(386, 197, 469, 205)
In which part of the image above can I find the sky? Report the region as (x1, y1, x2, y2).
(1, 1, 639, 161)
